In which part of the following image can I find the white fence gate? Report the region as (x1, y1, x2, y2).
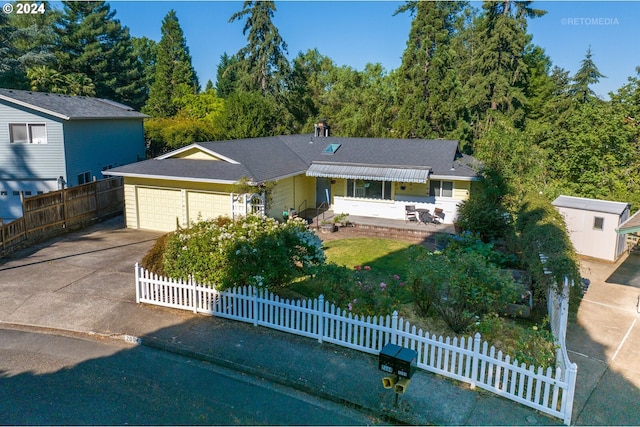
(135, 264, 577, 424)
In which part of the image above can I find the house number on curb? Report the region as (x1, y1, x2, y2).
(124, 335, 142, 345)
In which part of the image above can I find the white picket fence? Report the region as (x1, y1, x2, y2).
(134, 263, 577, 424)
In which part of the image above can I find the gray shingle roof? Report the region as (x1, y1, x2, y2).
(106, 134, 482, 184)
(0, 88, 147, 120)
(552, 195, 630, 215)
(103, 158, 251, 184)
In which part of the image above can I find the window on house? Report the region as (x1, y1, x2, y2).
(24, 191, 32, 196)
(346, 179, 392, 200)
(9, 123, 47, 144)
(12, 191, 20, 196)
(78, 171, 91, 185)
(429, 180, 453, 197)
(0, 191, 7, 196)
(594, 217, 604, 230)
(37, 191, 44, 195)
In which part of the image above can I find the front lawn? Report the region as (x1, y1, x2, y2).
(322, 237, 414, 276)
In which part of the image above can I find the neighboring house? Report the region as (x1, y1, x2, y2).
(0, 88, 147, 221)
(104, 127, 481, 233)
(553, 195, 630, 262)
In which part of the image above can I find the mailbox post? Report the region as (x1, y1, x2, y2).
(378, 343, 417, 405)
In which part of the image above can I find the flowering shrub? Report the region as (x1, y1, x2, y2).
(318, 264, 410, 317)
(164, 215, 325, 290)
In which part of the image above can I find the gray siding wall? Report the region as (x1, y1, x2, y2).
(63, 119, 145, 186)
(0, 102, 66, 180)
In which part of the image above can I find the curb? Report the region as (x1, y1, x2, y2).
(139, 335, 413, 426)
(0, 321, 412, 425)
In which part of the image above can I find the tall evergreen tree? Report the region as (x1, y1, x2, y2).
(55, 1, 145, 108)
(132, 36, 158, 103)
(229, 1, 290, 95)
(394, 1, 467, 139)
(465, 1, 545, 138)
(215, 52, 239, 98)
(569, 47, 605, 104)
(143, 10, 199, 117)
(0, 4, 57, 89)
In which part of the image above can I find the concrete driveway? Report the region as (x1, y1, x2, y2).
(0, 215, 196, 338)
(568, 252, 640, 425)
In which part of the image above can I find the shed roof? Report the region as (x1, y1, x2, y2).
(0, 88, 147, 120)
(552, 195, 630, 216)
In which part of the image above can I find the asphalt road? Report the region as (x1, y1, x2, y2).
(0, 328, 379, 425)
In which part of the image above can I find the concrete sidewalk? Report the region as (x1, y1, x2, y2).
(0, 215, 565, 425)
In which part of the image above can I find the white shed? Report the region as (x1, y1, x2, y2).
(552, 195, 630, 262)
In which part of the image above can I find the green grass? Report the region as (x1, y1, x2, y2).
(283, 237, 417, 300)
(322, 237, 415, 276)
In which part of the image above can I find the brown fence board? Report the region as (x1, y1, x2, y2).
(1, 177, 123, 255)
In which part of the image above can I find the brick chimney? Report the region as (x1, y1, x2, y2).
(314, 120, 330, 137)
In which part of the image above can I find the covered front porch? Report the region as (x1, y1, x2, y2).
(306, 166, 471, 226)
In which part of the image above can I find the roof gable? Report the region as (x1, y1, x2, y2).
(0, 88, 147, 120)
(157, 143, 240, 164)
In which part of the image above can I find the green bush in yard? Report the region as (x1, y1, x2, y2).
(316, 263, 411, 318)
(408, 245, 520, 333)
(163, 215, 325, 290)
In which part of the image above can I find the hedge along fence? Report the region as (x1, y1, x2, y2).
(515, 192, 582, 308)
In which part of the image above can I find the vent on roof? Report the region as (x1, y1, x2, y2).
(322, 143, 341, 155)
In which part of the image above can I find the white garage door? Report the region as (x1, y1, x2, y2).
(136, 187, 182, 232)
(187, 191, 230, 224)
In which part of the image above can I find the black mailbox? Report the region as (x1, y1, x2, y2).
(395, 347, 417, 379)
(379, 343, 401, 374)
(378, 343, 417, 379)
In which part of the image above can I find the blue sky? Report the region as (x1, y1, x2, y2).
(58, 1, 640, 98)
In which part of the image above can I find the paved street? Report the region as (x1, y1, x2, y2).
(0, 328, 378, 425)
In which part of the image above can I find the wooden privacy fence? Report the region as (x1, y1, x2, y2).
(0, 177, 123, 254)
(135, 264, 577, 424)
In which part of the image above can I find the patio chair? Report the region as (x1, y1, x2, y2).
(405, 205, 418, 223)
(433, 208, 445, 224)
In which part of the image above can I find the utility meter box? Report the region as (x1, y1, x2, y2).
(379, 343, 417, 379)
(379, 343, 401, 374)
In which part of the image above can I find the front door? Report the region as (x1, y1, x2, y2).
(315, 178, 331, 208)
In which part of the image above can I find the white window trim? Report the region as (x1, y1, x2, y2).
(429, 180, 454, 198)
(9, 123, 47, 144)
(346, 179, 392, 200)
